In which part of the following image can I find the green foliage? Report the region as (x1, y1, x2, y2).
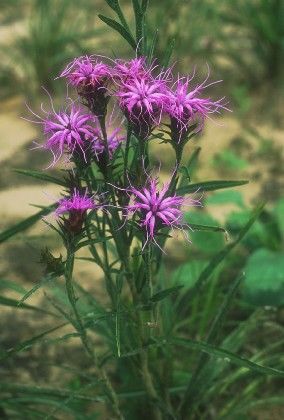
(243, 248, 284, 306)
(212, 150, 249, 172)
(185, 211, 225, 254)
(206, 190, 246, 209)
(219, 0, 284, 84)
(2, 0, 98, 98)
(1, 1, 283, 419)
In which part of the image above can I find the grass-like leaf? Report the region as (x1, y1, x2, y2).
(14, 169, 66, 187)
(0, 295, 56, 317)
(0, 279, 27, 295)
(190, 223, 227, 234)
(179, 274, 244, 415)
(98, 14, 137, 50)
(172, 337, 284, 378)
(0, 205, 55, 244)
(0, 322, 67, 360)
(176, 180, 249, 195)
(17, 275, 57, 307)
(177, 203, 265, 315)
(150, 285, 184, 302)
(222, 396, 284, 419)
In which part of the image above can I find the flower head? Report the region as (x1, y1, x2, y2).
(60, 55, 111, 89)
(60, 56, 112, 117)
(165, 75, 228, 140)
(92, 126, 125, 159)
(55, 189, 99, 234)
(125, 176, 200, 248)
(56, 189, 97, 216)
(113, 57, 149, 81)
(115, 76, 166, 138)
(42, 105, 96, 166)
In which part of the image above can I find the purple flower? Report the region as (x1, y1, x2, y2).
(60, 56, 112, 117)
(115, 76, 166, 138)
(113, 57, 149, 81)
(55, 189, 99, 234)
(42, 105, 96, 166)
(60, 55, 111, 89)
(56, 189, 97, 216)
(92, 126, 125, 160)
(165, 75, 228, 140)
(125, 176, 200, 248)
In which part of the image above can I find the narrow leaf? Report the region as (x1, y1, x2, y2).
(172, 337, 284, 377)
(176, 180, 248, 196)
(151, 285, 184, 302)
(179, 274, 244, 414)
(18, 275, 57, 306)
(0, 296, 56, 317)
(177, 204, 265, 315)
(14, 169, 66, 187)
(98, 15, 137, 50)
(178, 147, 201, 188)
(0, 279, 27, 295)
(162, 37, 176, 67)
(190, 223, 227, 234)
(0, 205, 55, 244)
(0, 323, 67, 360)
(76, 236, 113, 250)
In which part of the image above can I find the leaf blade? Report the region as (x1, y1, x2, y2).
(0, 205, 55, 244)
(14, 169, 66, 187)
(176, 180, 248, 195)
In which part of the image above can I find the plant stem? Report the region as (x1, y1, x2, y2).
(64, 243, 124, 419)
(137, 313, 162, 420)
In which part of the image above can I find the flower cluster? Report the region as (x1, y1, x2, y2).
(32, 54, 226, 244)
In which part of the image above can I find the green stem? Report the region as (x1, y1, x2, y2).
(137, 312, 162, 420)
(64, 244, 124, 419)
(123, 124, 132, 187)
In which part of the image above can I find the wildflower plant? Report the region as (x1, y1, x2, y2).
(1, 1, 284, 419)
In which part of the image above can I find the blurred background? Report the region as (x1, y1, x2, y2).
(0, 1, 283, 417)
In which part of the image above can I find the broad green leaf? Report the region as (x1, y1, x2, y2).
(150, 285, 184, 302)
(0, 205, 55, 244)
(14, 169, 66, 187)
(172, 337, 284, 377)
(98, 15, 137, 50)
(243, 249, 284, 306)
(176, 180, 248, 196)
